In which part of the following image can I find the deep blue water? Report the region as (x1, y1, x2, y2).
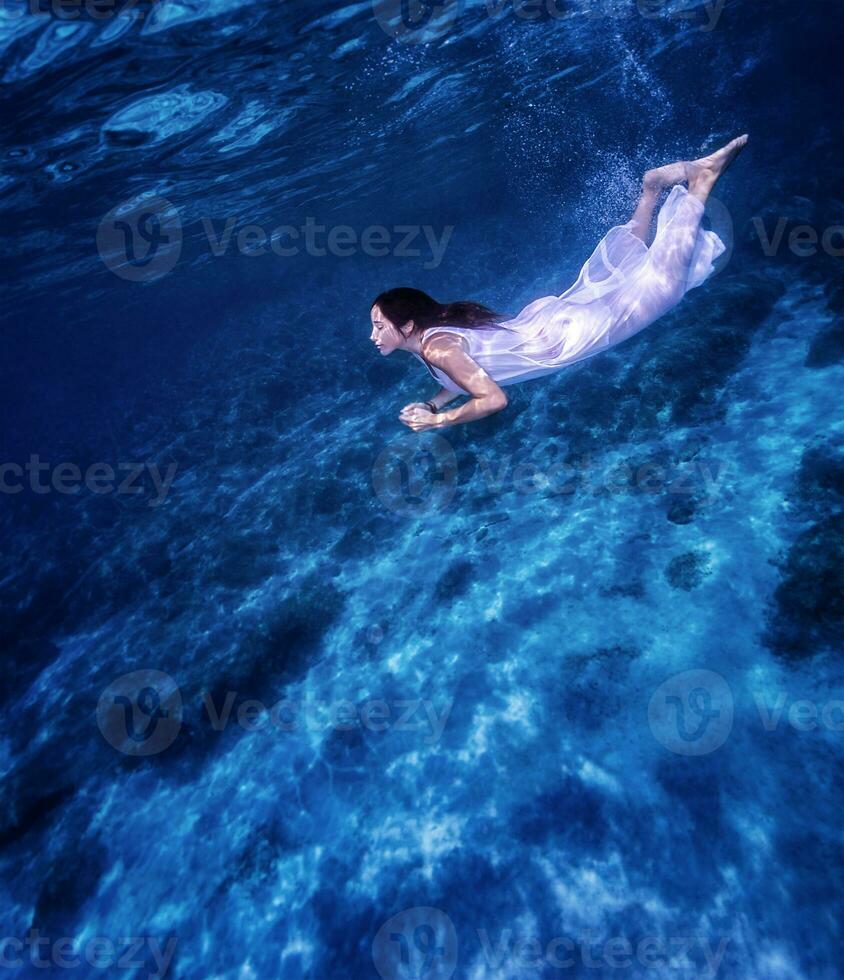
(2, 0, 843, 977)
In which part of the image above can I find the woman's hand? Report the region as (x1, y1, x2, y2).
(399, 404, 439, 432)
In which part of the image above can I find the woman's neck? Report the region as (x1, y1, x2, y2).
(402, 332, 424, 355)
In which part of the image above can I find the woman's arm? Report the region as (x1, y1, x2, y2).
(399, 336, 508, 431)
(430, 387, 462, 410)
(401, 388, 461, 415)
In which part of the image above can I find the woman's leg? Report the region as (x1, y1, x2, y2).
(685, 133, 749, 205)
(629, 162, 687, 243)
(628, 135, 747, 243)
(644, 135, 748, 295)
(629, 187, 659, 243)
(613, 135, 748, 342)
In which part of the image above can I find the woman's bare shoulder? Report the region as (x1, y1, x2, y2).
(420, 330, 469, 363)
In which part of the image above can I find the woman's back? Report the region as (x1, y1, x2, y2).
(417, 298, 611, 392)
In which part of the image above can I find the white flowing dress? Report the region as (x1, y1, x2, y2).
(415, 184, 726, 394)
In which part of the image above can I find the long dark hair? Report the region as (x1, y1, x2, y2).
(371, 287, 504, 334)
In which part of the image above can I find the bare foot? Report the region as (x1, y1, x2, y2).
(685, 133, 749, 198)
(643, 161, 687, 193)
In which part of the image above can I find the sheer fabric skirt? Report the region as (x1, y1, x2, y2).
(502, 184, 727, 370)
(422, 185, 727, 392)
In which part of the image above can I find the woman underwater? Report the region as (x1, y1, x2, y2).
(370, 134, 748, 432)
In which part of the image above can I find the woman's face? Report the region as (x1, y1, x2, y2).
(370, 305, 408, 356)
